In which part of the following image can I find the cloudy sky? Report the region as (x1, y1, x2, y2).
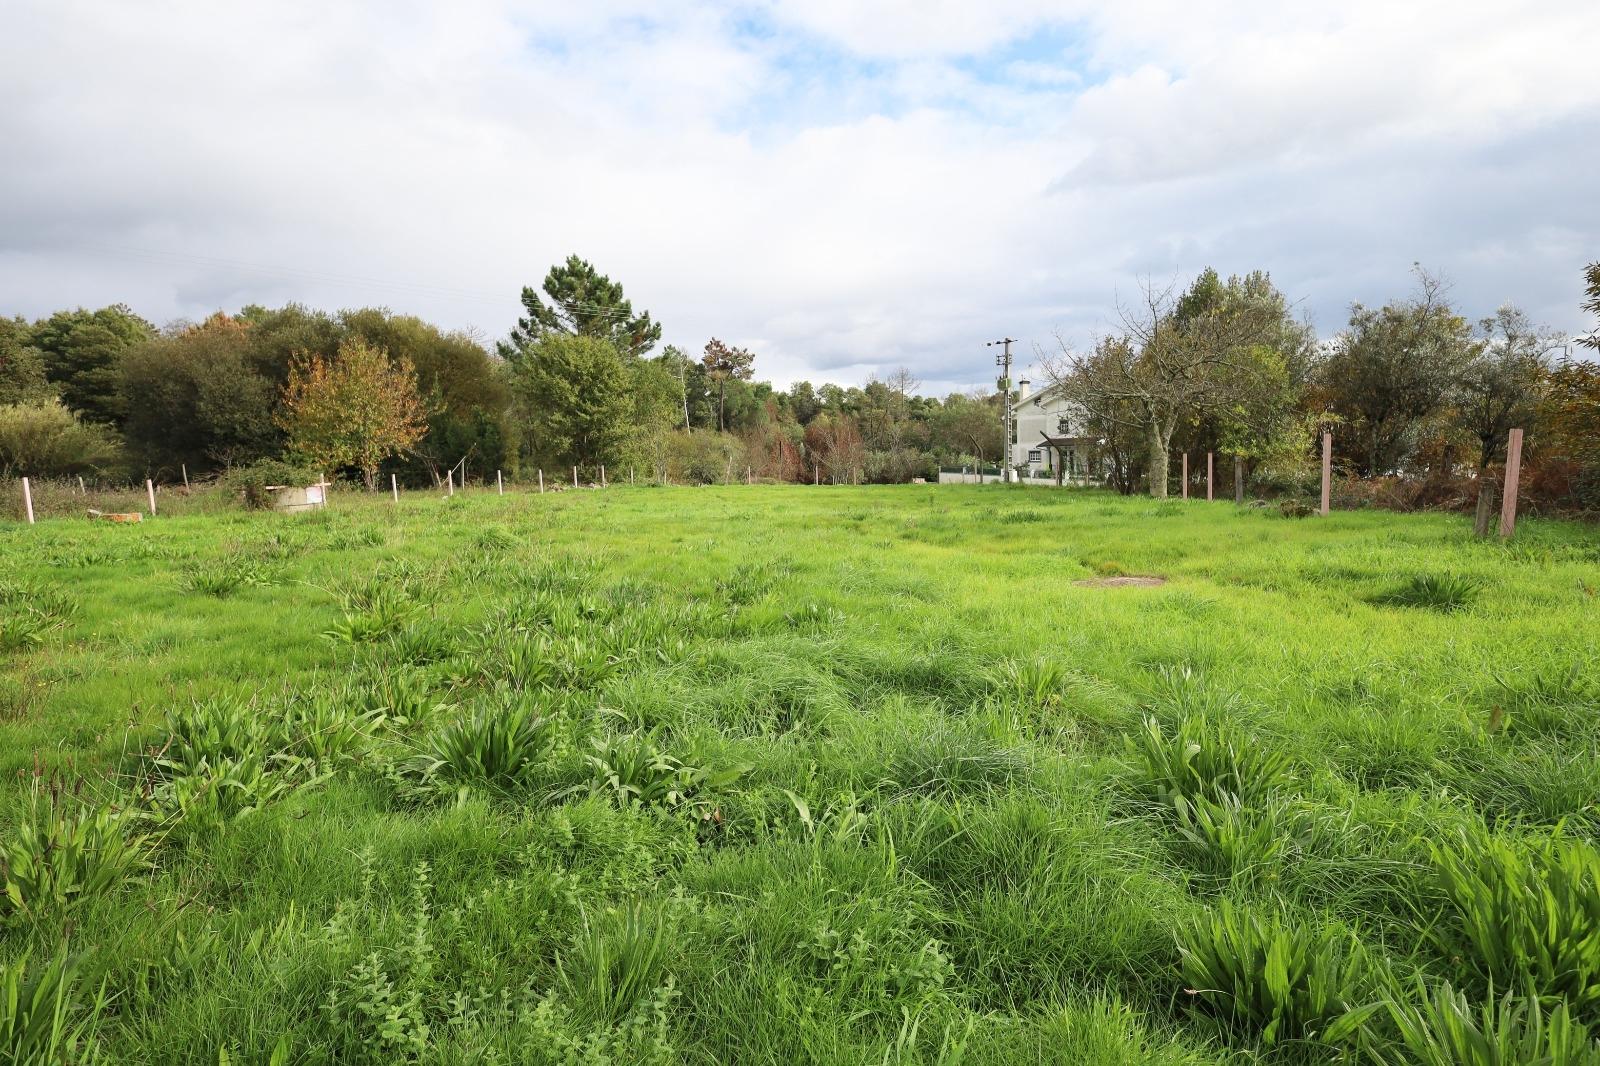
(3, 1, 1597, 393)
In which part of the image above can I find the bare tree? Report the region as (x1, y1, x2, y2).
(1041, 272, 1284, 497)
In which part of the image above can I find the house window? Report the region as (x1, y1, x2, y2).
(1056, 416, 1070, 434)
(1027, 449, 1042, 464)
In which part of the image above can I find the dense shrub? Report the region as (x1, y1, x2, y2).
(223, 457, 319, 509)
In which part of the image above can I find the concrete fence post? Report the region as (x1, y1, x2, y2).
(391, 473, 398, 503)
(146, 478, 157, 515)
(1181, 453, 1188, 500)
(21, 476, 35, 524)
(497, 469, 503, 495)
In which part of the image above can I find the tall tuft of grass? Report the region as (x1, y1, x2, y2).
(1375, 572, 1485, 613)
(1170, 792, 1315, 889)
(1177, 900, 1372, 1047)
(988, 656, 1070, 710)
(412, 700, 554, 793)
(2, 949, 107, 1064)
(1376, 980, 1600, 1066)
(561, 902, 676, 1024)
(1132, 713, 1290, 807)
(1, 779, 151, 923)
(1430, 826, 1600, 1013)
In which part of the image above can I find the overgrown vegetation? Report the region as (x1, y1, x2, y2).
(0, 483, 1596, 1062)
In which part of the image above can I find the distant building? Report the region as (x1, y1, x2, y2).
(1009, 379, 1104, 482)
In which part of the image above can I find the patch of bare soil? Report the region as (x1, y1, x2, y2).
(1072, 575, 1167, 588)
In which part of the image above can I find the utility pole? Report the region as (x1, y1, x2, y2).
(987, 337, 1016, 482)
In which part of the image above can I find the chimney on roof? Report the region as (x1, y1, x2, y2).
(1017, 378, 1031, 401)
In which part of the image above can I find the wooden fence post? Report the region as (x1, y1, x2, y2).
(1499, 427, 1524, 538)
(1181, 453, 1188, 499)
(1234, 456, 1244, 505)
(21, 476, 34, 524)
(538, 469, 544, 494)
(497, 469, 503, 495)
(146, 478, 157, 515)
(78, 475, 86, 495)
(391, 473, 398, 503)
(1320, 433, 1332, 516)
(1207, 452, 1214, 501)
(446, 470, 454, 496)
(572, 465, 578, 486)
(600, 465, 607, 487)
(630, 466, 635, 485)
(181, 463, 190, 490)
(1473, 478, 1498, 538)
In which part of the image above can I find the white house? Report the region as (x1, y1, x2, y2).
(1010, 379, 1103, 482)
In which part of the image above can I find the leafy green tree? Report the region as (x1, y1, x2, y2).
(622, 357, 685, 479)
(120, 313, 281, 473)
(501, 256, 660, 360)
(276, 338, 431, 489)
(31, 305, 153, 425)
(785, 381, 822, 425)
(930, 391, 1004, 473)
(339, 309, 514, 484)
(1317, 267, 1476, 476)
(510, 334, 632, 472)
(0, 317, 50, 406)
(702, 338, 754, 431)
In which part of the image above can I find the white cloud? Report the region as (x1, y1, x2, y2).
(1, 0, 1596, 396)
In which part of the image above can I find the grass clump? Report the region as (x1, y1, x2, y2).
(1374, 980, 1600, 1066)
(410, 699, 555, 794)
(1430, 826, 1600, 1013)
(1177, 900, 1372, 1047)
(2, 950, 107, 1064)
(561, 901, 676, 1024)
(583, 730, 744, 814)
(1374, 572, 1485, 612)
(1, 779, 151, 923)
(1132, 713, 1290, 807)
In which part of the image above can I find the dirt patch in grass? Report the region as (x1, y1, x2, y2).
(1073, 575, 1167, 588)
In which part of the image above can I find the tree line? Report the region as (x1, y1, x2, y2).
(1, 256, 1596, 509)
(1046, 262, 1600, 510)
(0, 255, 1008, 490)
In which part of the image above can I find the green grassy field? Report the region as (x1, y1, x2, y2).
(2, 484, 1599, 1064)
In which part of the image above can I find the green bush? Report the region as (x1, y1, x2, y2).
(1177, 900, 1372, 1046)
(223, 458, 318, 510)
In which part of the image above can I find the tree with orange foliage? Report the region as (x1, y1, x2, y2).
(276, 337, 430, 489)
